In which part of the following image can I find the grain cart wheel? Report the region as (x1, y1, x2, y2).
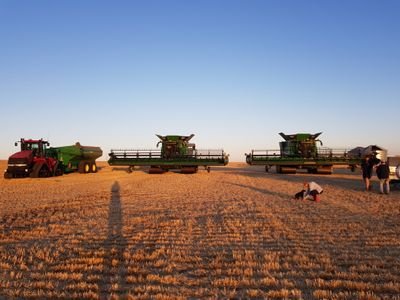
(78, 161, 88, 173)
(78, 161, 84, 173)
(91, 162, 97, 173)
(84, 162, 90, 173)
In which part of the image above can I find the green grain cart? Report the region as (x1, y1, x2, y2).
(48, 142, 103, 174)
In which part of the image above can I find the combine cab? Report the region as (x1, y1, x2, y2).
(4, 138, 62, 178)
(108, 134, 229, 173)
(245, 132, 360, 174)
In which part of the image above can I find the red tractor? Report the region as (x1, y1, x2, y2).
(4, 138, 63, 179)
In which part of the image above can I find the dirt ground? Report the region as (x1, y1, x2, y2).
(1, 161, 399, 299)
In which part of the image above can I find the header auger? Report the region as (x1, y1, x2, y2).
(108, 134, 229, 174)
(245, 132, 361, 174)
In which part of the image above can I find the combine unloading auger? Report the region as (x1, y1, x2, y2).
(108, 134, 229, 173)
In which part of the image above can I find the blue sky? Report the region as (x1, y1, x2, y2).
(1, 0, 399, 161)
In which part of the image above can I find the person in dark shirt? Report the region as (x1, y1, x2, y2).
(361, 155, 373, 191)
(361, 154, 380, 191)
(376, 160, 390, 194)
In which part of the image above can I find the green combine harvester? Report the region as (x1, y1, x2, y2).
(108, 134, 229, 173)
(245, 132, 361, 174)
(48, 142, 103, 173)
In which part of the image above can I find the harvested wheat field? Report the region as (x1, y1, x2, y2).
(1, 161, 400, 299)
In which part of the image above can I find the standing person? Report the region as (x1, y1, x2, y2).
(361, 155, 373, 191)
(376, 160, 390, 194)
(294, 181, 323, 202)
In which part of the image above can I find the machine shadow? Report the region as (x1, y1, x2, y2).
(224, 181, 291, 199)
(223, 166, 368, 193)
(99, 181, 128, 298)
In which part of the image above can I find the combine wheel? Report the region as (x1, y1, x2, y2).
(91, 162, 98, 173)
(149, 166, 164, 174)
(317, 166, 333, 175)
(181, 167, 198, 174)
(307, 168, 318, 174)
(280, 166, 297, 174)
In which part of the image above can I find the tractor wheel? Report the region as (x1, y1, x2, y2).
(39, 165, 50, 177)
(91, 163, 98, 173)
(30, 163, 43, 178)
(30, 163, 50, 178)
(4, 172, 13, 179)
(53, 162, 64, 176)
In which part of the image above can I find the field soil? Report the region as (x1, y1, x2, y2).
(1, 161, 399, 299)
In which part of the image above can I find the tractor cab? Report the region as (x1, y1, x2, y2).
(18, 139, 50, 157)
(4, 138, 57, 178)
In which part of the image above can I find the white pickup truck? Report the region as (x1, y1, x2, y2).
(388, 156, 400, 183)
